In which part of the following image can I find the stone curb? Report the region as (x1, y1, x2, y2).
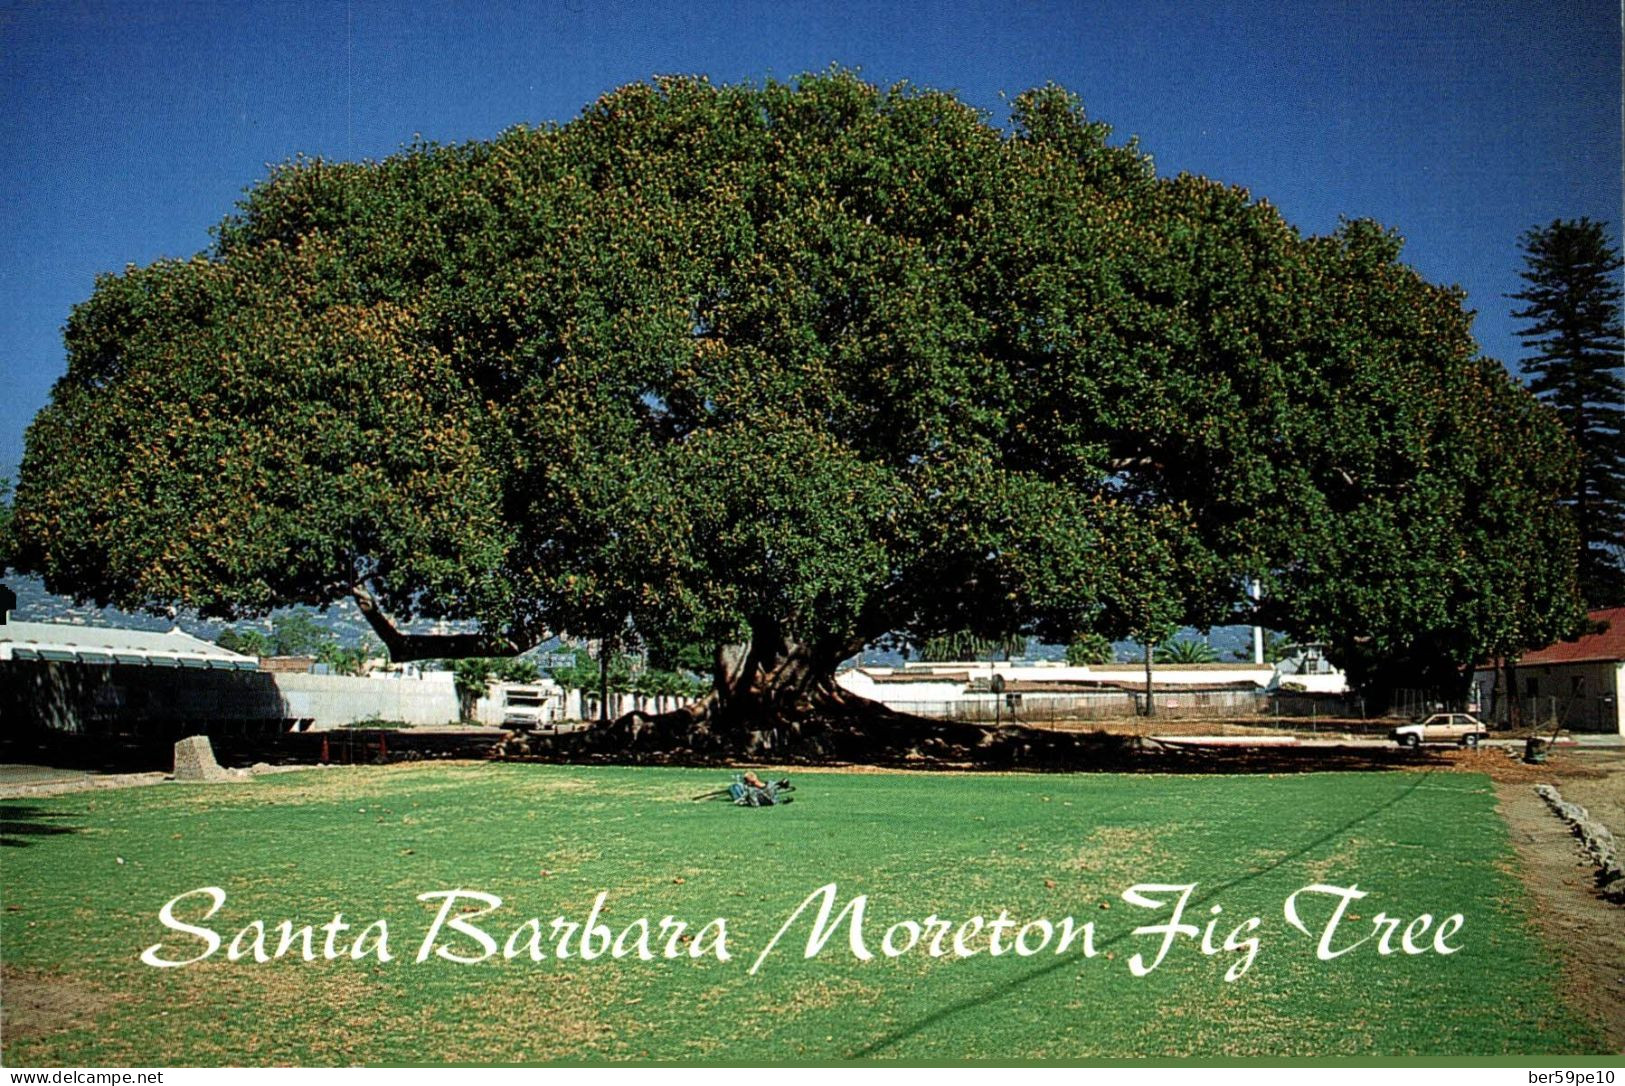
(1535, 783, 1624, 901)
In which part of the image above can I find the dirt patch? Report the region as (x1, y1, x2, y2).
(418, 972, 626, 1063)
(1365, 743, 1615, 786)
(155, 761, 512, 812)
(1037, 718, 1388, 739)
(1494, 751, 1625, 1053)
(0, 762, 338, 801)
(0, 771, 168, 800)
(1543, 749, 1625, 834)
(0, 967, 129, 1045)
(1071, 826, 1160, 875)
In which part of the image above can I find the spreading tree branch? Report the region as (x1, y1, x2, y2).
(349, 584, 530, 662)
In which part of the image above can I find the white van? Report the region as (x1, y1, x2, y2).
(496, 682, 583, 733)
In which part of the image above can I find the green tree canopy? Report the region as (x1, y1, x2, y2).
(316, 636, 384, 676)
(1236, 631, 1292, 665)
(215, 626, 270, 657)
(10, 70, 1585, 733)
(1064, 632, 1115, 666)
(267, 608, 332, 657)
(0, 476, 12, 563)
(543, 648, 628, 694)
(1510, 218, 1625, 608)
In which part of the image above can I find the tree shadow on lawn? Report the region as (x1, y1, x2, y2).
(847, 767, 1442, 1058)
(0, 805, 84, 849)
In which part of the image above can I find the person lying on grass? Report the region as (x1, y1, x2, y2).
(729, 772, 793, 807)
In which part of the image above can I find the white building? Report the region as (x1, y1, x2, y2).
(0, 618, 259, 671)
(835, 654, 1346, 721)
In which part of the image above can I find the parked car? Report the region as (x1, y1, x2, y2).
(1389, 712, 1490, 749)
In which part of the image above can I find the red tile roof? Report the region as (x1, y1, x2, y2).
(1516, 608, 1625, 666)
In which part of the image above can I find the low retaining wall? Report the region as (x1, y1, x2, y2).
(1535, 783, 1623, 899)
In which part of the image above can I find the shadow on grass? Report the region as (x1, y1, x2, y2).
(847, 768, 1439, 1058)
(0, 805, 84, 848)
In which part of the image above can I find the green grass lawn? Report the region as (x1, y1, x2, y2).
(0, 763, 1605, 1063)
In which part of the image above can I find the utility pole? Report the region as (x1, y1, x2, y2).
(1251, 579, 1264, 665)
(599, 650, 609, 725)
(1142, 638, 1156, 717)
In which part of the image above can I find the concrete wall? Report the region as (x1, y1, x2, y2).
(271, 672, 460, 729)
(0, 659, 467, 733)
(1272, 673, 1348, 694)
(860, 689, 1276, 723)
(835, 670, 968, 705)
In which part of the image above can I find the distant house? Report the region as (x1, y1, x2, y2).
(1271, 643, 1347, 694)
(1471, 608, 1625, 734)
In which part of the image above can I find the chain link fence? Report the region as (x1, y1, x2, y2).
(1478, 694, 1604, 730)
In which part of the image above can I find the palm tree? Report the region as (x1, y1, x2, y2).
(1157, 637, 1218, 664)
(917, 631, 1029, 662)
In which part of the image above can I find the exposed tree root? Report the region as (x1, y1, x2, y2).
(489, 692, 1443, 774)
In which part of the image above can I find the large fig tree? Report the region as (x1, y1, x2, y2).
(9, 71, 1583, 734)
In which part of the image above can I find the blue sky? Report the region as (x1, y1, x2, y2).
(2, 0, 1620, 478)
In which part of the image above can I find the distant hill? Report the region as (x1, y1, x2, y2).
(3, 573, 1264, 664)
(855, 625, 1262, 668)
(2, 573, 378, 646)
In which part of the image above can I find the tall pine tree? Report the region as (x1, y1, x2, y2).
(1510, 218, 1625, 608)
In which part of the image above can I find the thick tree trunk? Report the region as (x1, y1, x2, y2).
(1501, 655, 1523, 731)
(579, 621, 873, 757)
(706, 621, 860, 739)
(510, 621, 1165, 768)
